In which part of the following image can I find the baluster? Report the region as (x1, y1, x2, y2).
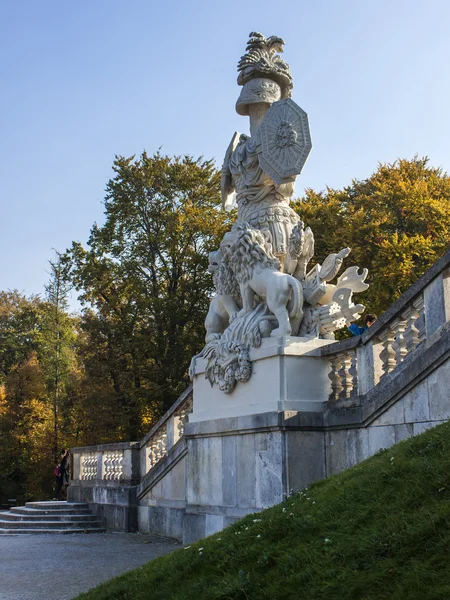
(107, 453, 110, 480)
(176, 398, 193, 440)
(91, 454, 96, 480)
(328, 354, 343, 401)
(85, 453, 94, 480)
(85, 454, 90, 480)
(153, 437, 159, 464)
(111, 453, 117, 480)
(338, 351, 357, 399)
(390, 317, 407, 366)
(378, 327, 396, 376)
(113, 452, 119, 480)
(117, 453, 123, 479)
(402, 304, 421, 353)
(148, 443, 156, 468)
(103, 453, 109, 480)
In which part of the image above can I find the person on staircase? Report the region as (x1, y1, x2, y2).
(54, 449, 70, 501)
(346, 313, 377, 336)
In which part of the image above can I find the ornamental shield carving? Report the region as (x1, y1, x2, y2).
(258, 98, 312, 184)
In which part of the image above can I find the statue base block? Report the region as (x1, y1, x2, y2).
(191, 336, 335, 423)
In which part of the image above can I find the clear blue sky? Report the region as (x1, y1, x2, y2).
(1, 0, 449, 306)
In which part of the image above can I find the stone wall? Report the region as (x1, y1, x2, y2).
(69, 389, 192, 533)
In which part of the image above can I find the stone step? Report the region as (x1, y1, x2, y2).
(0, 501, 105, 534)
(0, 519, 102, 530)
(0, 512, 98, 522)
(11, 506, 92, 516)
(0, 527, 106, 535)
(25, 501, 89, 510)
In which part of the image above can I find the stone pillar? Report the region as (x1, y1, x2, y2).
(424, 274, 446, 336)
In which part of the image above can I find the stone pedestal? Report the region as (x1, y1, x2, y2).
(183, 411, 327, 543)
(190, 336, 335, 423)
(184, 336, 334, 543)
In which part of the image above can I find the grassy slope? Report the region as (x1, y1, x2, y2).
(75, 422, 450, 600)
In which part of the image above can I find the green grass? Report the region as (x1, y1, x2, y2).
(75, 422, 450, 600)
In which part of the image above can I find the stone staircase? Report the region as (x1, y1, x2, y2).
(0, 501, 105, 534)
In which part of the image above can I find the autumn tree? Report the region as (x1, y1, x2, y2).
(295, 157, 450, 317)
(0, 353, 55, 502)
(66, 152, 232, 439)
(0, 293, 55, 503)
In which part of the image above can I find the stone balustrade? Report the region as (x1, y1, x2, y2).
(80, 452, 97, 481)
(71, 386, 193, 490)
(141, 388, 193, 476)
(323, 252, 450, 407)
(103, 451, 124, 481)
(72, 442, 139, 484)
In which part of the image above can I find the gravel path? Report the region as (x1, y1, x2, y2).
(0, 532, 181, 600)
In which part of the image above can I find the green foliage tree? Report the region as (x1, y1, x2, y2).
(295, 157, 450, 317)
(66, 152, 232, 439)
(38, 252, 76, 459)
(0, 291, 42, 378)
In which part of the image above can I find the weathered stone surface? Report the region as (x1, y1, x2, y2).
(372, 399, 405, 426)
(413, 420, 447, 435)
(186, 437, 223, 507)
(222, 436, 237, 507)
(138, 506, 150, 534)
(394, 423, 413, 442)
(286, 431, 325, 491)
(145, 506, 185, 540)
(325, 430, 348, 476)
(205, 514, 225, 537)
(144, 458, 185, 501)
(424, 274, 446, 336)
(183, 512, 206, 545)
(255, 432, 284, 508)
(428, 358, 450, 420)
(368, 426, 396, 455)
(345, 428, 370, 467)
(404, 379, 430, 423)
(443, 268, 450, 321)
(236, 434, 257, 508)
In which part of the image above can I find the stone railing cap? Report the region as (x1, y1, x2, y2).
(71, 441, 139, 453)
(139, 385, 193, 448)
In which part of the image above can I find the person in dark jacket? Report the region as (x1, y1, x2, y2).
(54, 449, 70, 500)
(346, 313, 377, 336)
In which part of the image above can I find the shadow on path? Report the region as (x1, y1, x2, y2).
(0, 533, 181, 600)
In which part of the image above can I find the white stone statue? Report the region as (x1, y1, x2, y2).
(191, 32, 369, 393)
(220, 224, 304, 337)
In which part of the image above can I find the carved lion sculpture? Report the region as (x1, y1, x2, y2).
(221, 224, 304, 337)
(204, 248, 241, 343)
